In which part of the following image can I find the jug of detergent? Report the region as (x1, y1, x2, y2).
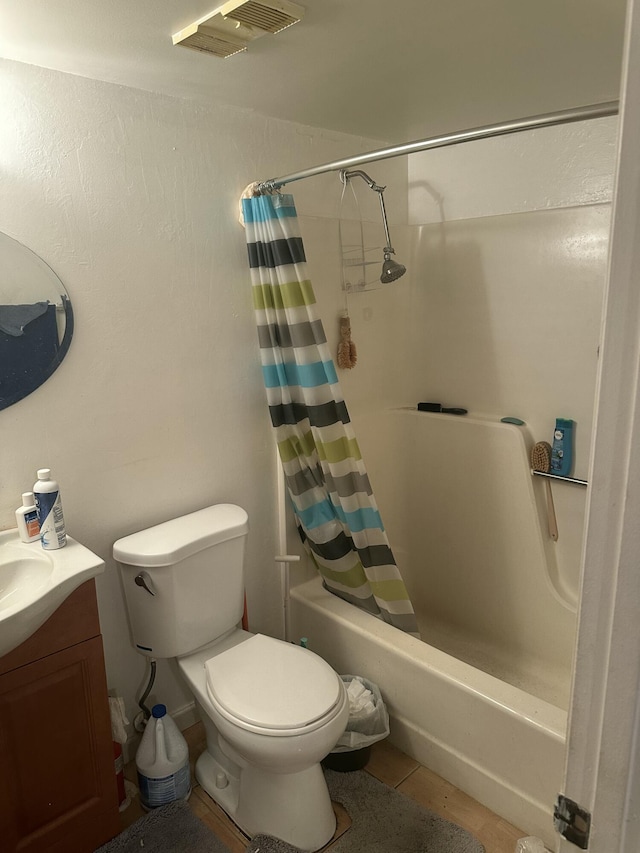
(135, 704, 191, 809)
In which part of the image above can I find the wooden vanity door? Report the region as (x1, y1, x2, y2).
(0, 624, 120, 851)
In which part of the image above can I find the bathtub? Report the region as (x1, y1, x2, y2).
(288, 409, 577, 847)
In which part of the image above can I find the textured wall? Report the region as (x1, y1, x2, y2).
(408, 116, 617, 223)
(0, 57, 400, 731)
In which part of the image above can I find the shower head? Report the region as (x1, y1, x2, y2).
(340, 169, 407, 284)
(381, 252, 407, 284)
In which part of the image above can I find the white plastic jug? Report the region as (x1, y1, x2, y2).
(136, 703, 191, 809)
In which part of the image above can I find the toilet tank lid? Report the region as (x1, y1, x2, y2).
(113, 504, 249, 567)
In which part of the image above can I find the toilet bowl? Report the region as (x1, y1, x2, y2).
(178, 629, 349, 849)
(114, 505, 349, 852)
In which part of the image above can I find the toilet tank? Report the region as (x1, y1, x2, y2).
(114, 504, 249, 658)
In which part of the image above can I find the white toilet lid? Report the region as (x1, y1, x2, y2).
(205, 634, 343, 731)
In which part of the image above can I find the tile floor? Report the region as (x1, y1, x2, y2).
(122, 722, 525, 853)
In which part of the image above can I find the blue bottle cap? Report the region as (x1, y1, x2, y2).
(151, 704, 167, 718)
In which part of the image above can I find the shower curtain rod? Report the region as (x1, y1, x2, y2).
(256, 100, 619, 192)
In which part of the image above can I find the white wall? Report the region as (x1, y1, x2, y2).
(0, 57, 402, 733)
(408, 116, 617, 224)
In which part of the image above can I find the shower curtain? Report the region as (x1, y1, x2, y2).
(242, 190, 418, 635)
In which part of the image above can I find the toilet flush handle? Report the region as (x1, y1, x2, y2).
(134, 572, 156, 596)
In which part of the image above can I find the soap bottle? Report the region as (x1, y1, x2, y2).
(33, 468, 66, 550)
(15, 492, 40, 543)
(550, 418, 574, 477)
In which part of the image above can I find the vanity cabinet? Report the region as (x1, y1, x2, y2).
(0, 580, 120, 852)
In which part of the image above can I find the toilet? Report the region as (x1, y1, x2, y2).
(114, 504, 349, 851)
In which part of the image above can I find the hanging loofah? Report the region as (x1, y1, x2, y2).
(337, 314, 357, 369)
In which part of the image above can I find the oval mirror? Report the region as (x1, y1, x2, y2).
(0, 232, 74, 411)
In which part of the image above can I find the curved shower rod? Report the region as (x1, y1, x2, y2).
(256, 100, 619, 193)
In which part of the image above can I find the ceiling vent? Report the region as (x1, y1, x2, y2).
(172, 0, 305, 58)
(172, 23, 253, 58)
(218, 0, 305, 34)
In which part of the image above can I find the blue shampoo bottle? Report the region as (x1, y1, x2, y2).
(551, 418, 574, 477)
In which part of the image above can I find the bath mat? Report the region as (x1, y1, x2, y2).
(247, 769, 484, 853)
(94, 799, 232, 853)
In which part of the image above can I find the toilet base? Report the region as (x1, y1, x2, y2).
(195, 749, 337, 851)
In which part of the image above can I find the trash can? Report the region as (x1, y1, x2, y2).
(322, 675, 390, 772)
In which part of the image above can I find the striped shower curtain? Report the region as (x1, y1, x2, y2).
(242, 191, 418, 635)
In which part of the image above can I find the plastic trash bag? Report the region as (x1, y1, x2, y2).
(514, 838, 547, 853)
(331, 675, 390, 753)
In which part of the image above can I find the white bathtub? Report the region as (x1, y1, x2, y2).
(290, 575, 565, 847)
(289, 409, 576, 847)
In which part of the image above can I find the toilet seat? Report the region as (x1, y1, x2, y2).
(205, 634, 344, 737)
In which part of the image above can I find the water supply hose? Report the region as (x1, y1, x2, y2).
(138, 658, 157, 720)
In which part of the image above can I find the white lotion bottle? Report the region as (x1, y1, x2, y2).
(15, 492, 40, 543)
(33, 468, 67, 550)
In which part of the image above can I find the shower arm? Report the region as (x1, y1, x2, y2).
(340, 169, 396, 255)
(376, 191, 394, 255)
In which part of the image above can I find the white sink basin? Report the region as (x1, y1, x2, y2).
(0, 528, 105, 659)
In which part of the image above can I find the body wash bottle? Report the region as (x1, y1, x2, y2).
(15, 492, 40, 543)
(33, 468, 66, 550)
(550, 418, 574, 477)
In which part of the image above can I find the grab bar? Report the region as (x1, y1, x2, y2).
(531, 470, 588, 487)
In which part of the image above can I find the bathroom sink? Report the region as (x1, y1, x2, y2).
(0, 528, 105, 659)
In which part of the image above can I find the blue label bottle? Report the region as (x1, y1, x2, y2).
(550, 419, 574, 477)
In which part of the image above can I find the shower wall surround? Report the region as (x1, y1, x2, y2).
(288, 119, 614, 842)
(404, 120, 614, 608)
(300, 115, 614, 624)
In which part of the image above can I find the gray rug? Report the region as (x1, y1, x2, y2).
(96, 769, 485, 853)
(94, 799, 231, 853)
(248, 769, 485, 853)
